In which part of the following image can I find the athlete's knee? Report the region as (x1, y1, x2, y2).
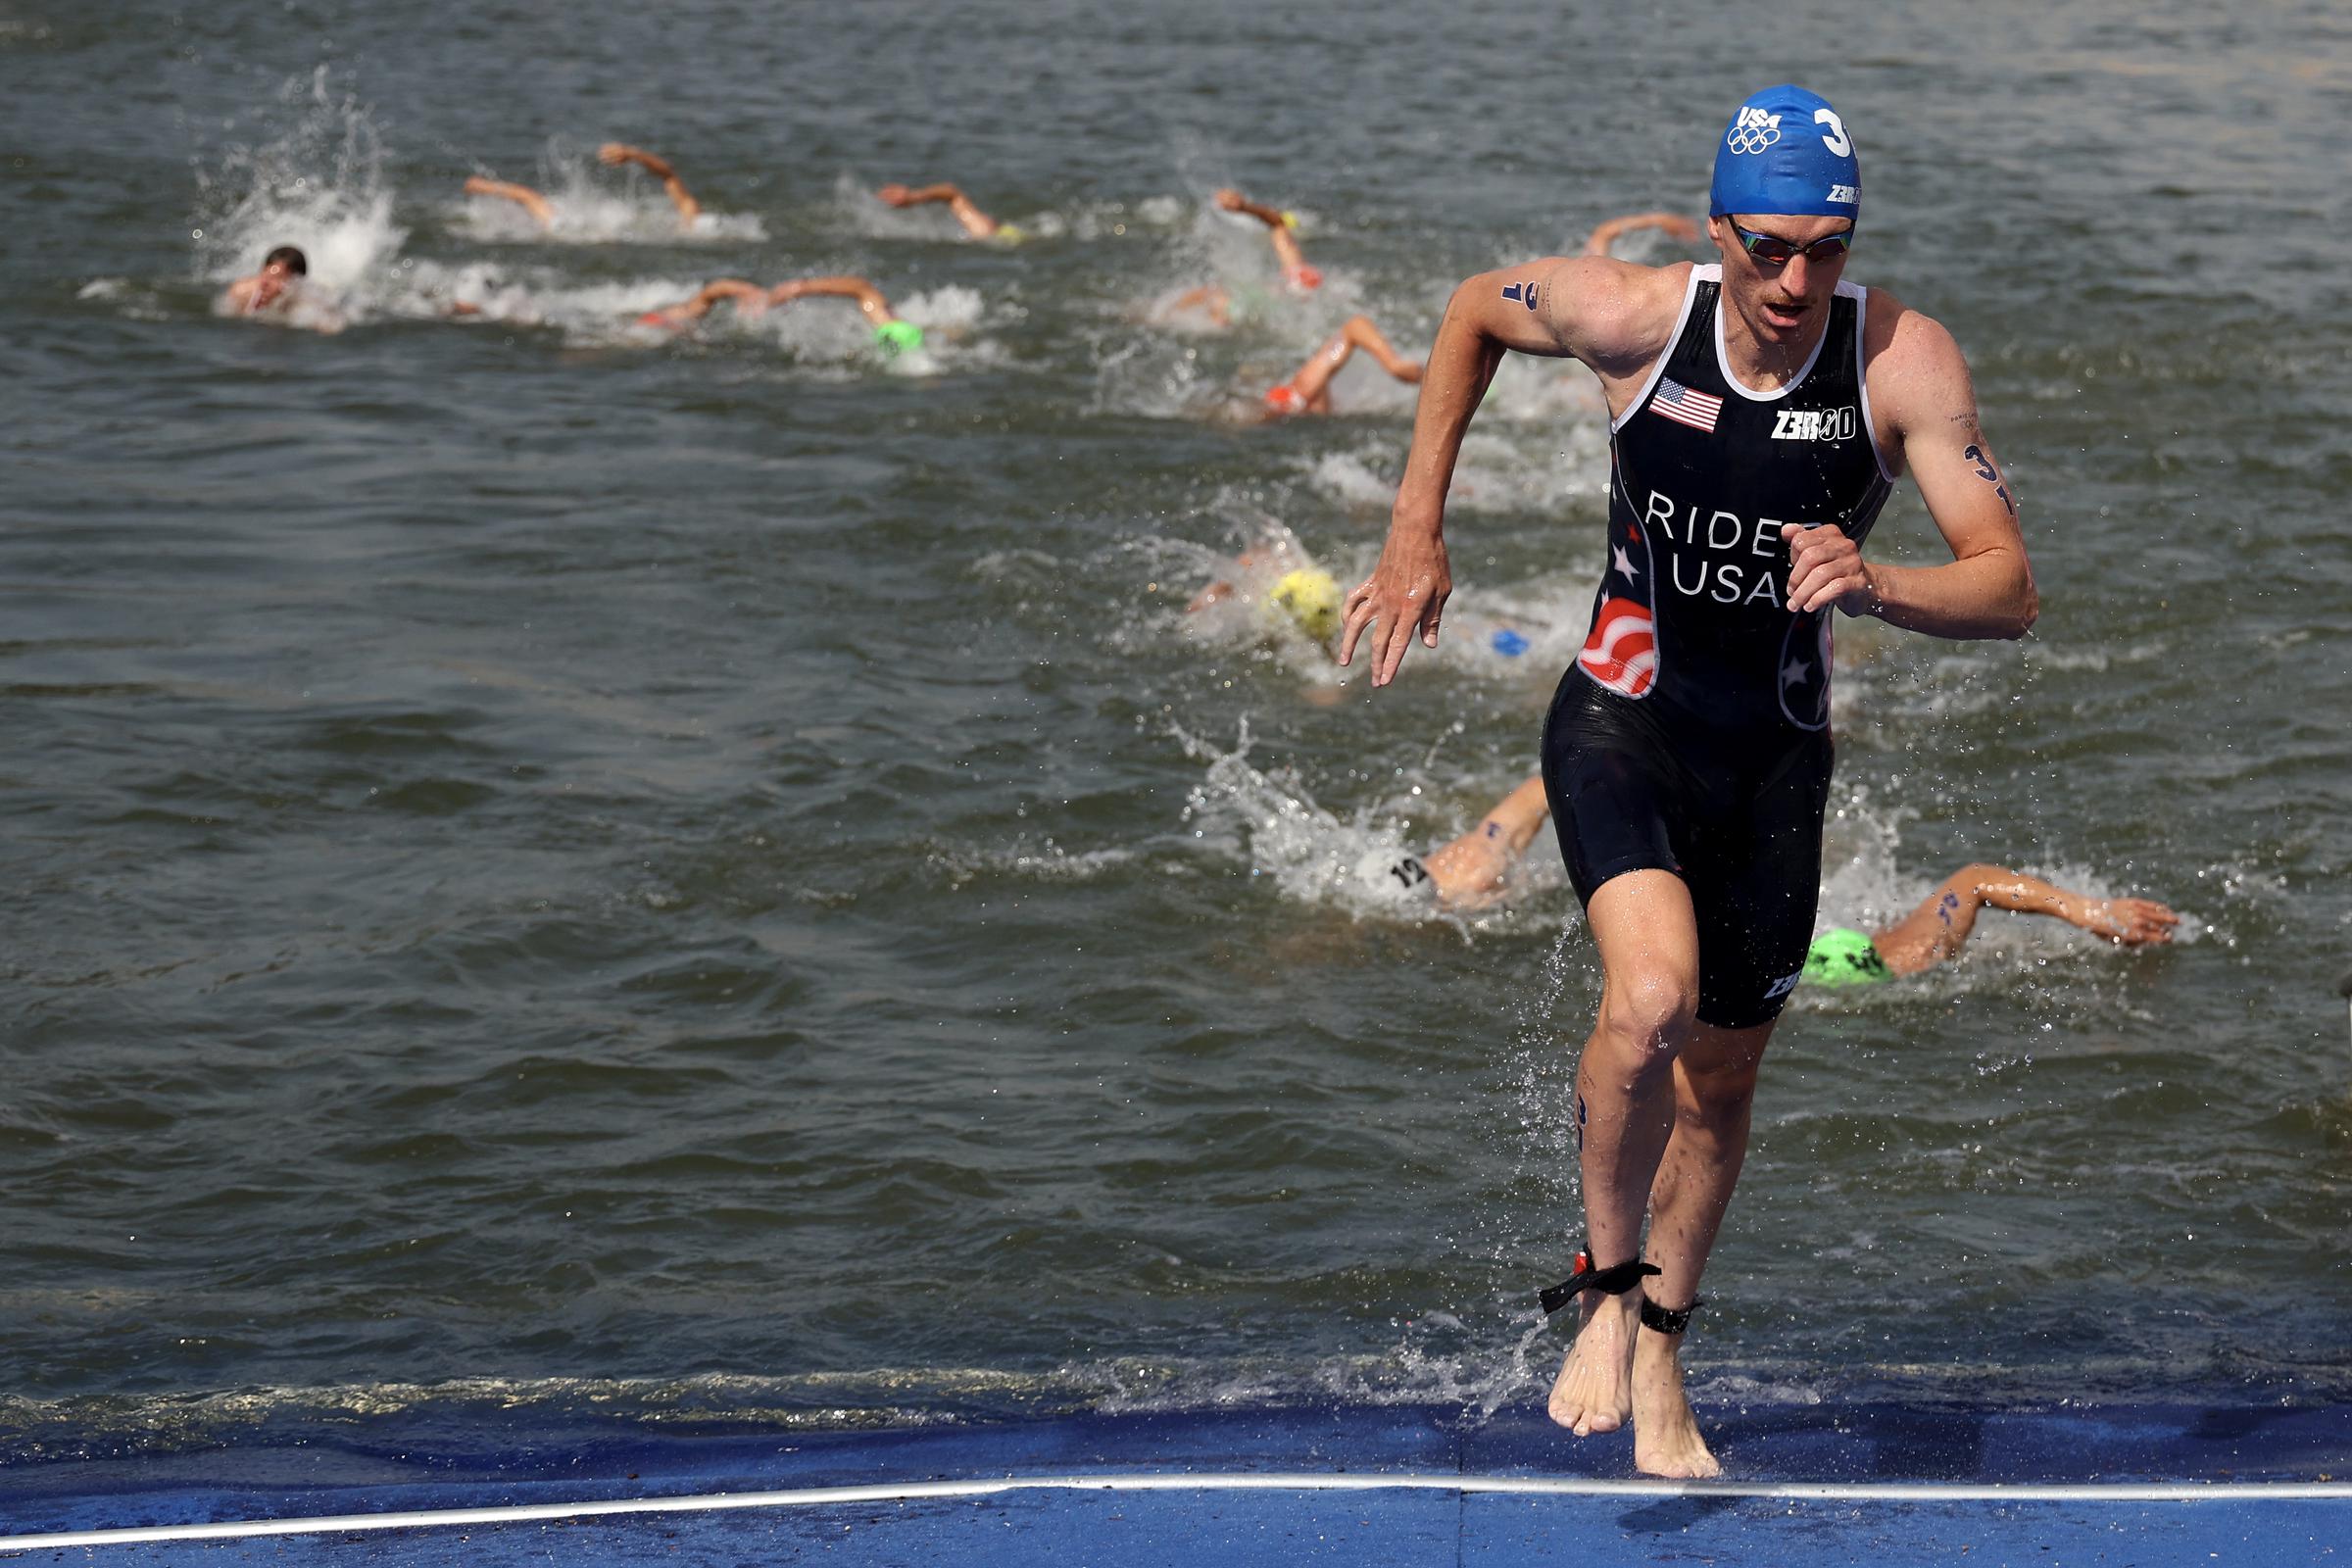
(1596, 966, 1699, 1065)
(1678, 1050, 1762, 1121)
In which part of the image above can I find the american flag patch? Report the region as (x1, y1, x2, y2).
(1650, 377, 1724, 434)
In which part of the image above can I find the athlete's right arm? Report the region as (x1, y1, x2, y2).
(769, 275, 896, 322)
(1338, 257, 1669, 685)
(877, 181, 998, 238)
(463, 176, 555, 228)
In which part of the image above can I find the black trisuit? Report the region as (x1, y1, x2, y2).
(1541, 264, 1892, 1028)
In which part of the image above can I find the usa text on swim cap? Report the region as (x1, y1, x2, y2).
(1709, 84, 1859, 223)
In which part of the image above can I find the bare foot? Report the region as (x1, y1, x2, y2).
(1630, 1327, 1720, 1478)
(1546, 1292, 1638, 1435)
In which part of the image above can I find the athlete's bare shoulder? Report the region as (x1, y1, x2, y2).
(1859, 286, 1976, 431)
(1544, 256, 1693, 377)
(1859, 285, 2007, 490)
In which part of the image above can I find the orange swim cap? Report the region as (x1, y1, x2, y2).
(1285, 264, 1323, 291)
(636, 311, 672, 327)
(1263, 383, 1304, 416)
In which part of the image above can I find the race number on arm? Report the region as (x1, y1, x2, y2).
(1340, 256, 1690, 684)
(1840, 291, 2038, 639)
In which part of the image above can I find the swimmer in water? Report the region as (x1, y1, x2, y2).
(630, 275, 921, 353)
(1582, 211, 1702, 257)
(1395, 781, 2180, 956)
(1163, 188, 1323, 326)
(1190, 557, 1344, 644)
(461, 174, 557, 229)
(1215, 187, 1321, 290)
(217, 244, 344, 332)
(633, 278, 770, 331)
(1259, 315, 1423, 417)
(874, 181, 1024, 244)
(219, 244, 309, 317)
(463, 142, 708, 232)
(765, 275, 925, 353)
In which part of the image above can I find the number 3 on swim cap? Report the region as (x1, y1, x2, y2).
(1816, 108, 1851, 157)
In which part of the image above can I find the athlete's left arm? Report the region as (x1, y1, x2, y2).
(1785, 293, 2038, 640)
(600, 143, 703, 225)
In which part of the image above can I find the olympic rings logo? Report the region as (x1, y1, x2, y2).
(1726, 122, 1782, 155)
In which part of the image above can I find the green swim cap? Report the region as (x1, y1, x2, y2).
(873, 319, 924, 354)
(1268, 567, 1342, 643)
(1802, 927, 1890, 988)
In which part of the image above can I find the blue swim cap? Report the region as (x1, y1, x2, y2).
(1709, 84, 1860, 224)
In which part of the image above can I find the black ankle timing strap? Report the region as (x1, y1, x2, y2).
(1639, 1294, 1704, 1336)
(1538, 1246, 1660, 1315)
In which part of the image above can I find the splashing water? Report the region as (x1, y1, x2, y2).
(452, 139, 765, 244)
(192, 68, 404, 298)
(1172, 720, 1566, 933)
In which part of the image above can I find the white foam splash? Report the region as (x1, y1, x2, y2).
(1172, 721, 1566, 933)
(191, 68, 406, 307)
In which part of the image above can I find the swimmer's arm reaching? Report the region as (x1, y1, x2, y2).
(1869, 863, 2180, 975)
(1420, 776, 1551, 907)
(1581, 212, 1701, 256)
(599, 143, 703, 225)
(768, 275, 898, 324)
(642, 278, 764, 325)
(1339, 255, 1686, 683)
(1784, 291, 2037, 638)
(464, 175, 556, 228)
(1213, 188, 1306, 271)
(876, 181, 999, 239)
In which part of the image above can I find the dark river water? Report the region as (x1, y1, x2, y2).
(4, 0, 2350, 1455)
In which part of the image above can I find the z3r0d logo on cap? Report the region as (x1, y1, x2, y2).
(1726, 106, 1783, 155)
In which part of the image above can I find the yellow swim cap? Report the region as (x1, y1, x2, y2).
(1268, 568, 1341, 643)
(991, 221, 1027, 246)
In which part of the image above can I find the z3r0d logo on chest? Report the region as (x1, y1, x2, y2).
(1771, 406, 1857, 442)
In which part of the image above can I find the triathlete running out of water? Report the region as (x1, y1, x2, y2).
(874, 181, 1025, 244)
(1340, 84, 2037, 1478)
(635, 274, 923, 353)
(1392, 782, 2180, 967)
(463, 142, 706, 232)
(1260, 316, 1423, 417)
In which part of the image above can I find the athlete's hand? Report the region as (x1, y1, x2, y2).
(875, 183, 913, 207)
(1339, 527, 1450, 686)
(1782, 522, 1877, 615)
(2081, 897, 2180, 947)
